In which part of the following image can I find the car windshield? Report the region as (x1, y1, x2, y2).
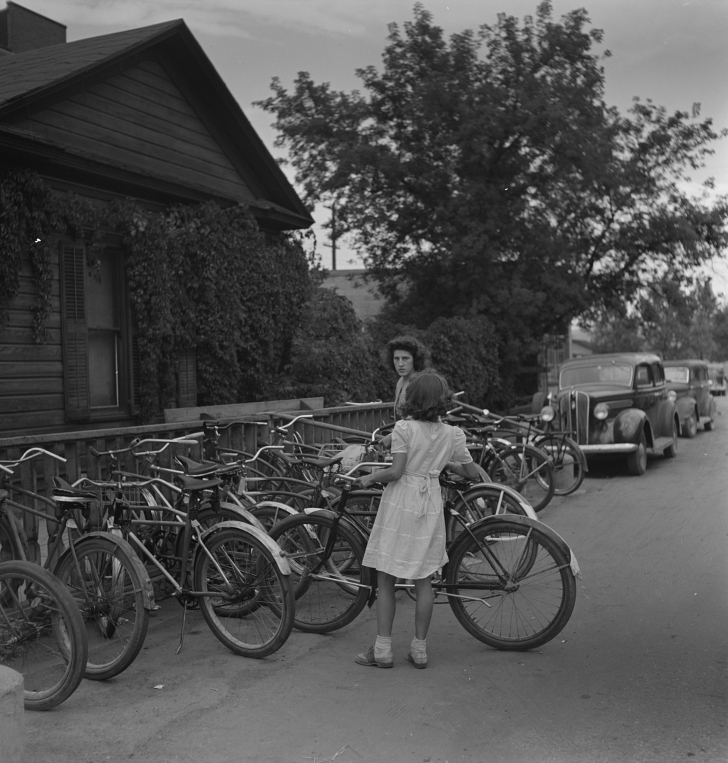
(664, 367, 689, 384)
(560, 363, 633, 387)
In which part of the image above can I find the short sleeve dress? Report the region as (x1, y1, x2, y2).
(362, 419, 473, 579)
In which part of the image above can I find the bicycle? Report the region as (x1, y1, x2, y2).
(1, 449, 153, 681)
(454, 399, 587, 497)
(269, 464, 578, 650)
(0, 558, 88, 710)
(72, 467, 296, 658)
(447, 407, 556, 512)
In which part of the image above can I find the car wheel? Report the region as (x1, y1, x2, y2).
(703, 400, 717, 431)
(683, 413, 698, 439)
(663, 419, 678, 459)
(627, 433, 647, 476)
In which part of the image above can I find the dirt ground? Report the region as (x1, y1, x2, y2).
(21, 398, 728, 763)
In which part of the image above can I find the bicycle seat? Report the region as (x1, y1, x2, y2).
(52, 476, 96, 501)
(174, 474, 223, 492)
(175, 455, 224, 477)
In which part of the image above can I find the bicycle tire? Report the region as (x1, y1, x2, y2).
(53, 535, 150, 680)
(193, 527, 294, 657)
(487, 444, 555, 512)
(445, 519, 576, 650)
(533, 434, 586, 496)
(268, 513, 371, 634)
(0, 560, 88, 710)
(446, 484, 531, 543)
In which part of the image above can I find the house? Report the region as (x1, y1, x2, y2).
(0, 2, 313, 437)
(322, 269, 384, 322)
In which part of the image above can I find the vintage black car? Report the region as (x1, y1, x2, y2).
(553, 353, 680, 475)
(663, 359, 717, 437)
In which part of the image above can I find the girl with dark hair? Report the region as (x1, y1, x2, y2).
(354, 371, 481, 669)
(385, 335, 429, 419)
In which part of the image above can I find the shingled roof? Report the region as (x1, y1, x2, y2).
(0, 21, 181, 106)
(0, 17, 313, 229)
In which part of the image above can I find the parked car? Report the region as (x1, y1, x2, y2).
(663, 360, 717, 437)
(552, 353, 679, 475)
(707, 363, 727, 396)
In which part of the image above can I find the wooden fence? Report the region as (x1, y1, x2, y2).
(0, 401, 394, 564)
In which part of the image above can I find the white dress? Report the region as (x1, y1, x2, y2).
(362, 419, 473, 579)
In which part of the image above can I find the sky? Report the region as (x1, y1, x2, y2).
(22, 0, 728, 292)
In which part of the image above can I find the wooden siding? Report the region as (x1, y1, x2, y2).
(8, 58, 256, 203)
(0, 252, 67, 435)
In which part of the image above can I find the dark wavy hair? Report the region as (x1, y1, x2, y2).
(401, 371, 452, 422)
(385, 335, 429, 372)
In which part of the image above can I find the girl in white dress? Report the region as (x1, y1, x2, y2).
(355, 371, 481, 668)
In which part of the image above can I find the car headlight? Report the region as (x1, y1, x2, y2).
(540, 405, 555, 423)
(593, 402, 609, 420)
(667, 390, 677, 402)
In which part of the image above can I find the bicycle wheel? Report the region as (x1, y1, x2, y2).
(329, 491, 381, 533)
(487, 444, 554, 512)
(269, 513, 371, 634)
(53, 535, 150, 680)
(248, 502, 298, 532)
(194, 527, 294, 657)
(534, 435, 585, 496)
(446, 484, 531, 543)
(446, 519, 576, 650)
(0, 560, 88, 710)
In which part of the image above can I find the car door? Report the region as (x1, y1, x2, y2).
(694, 365, 711, 416)
(634, 363, 659, 425)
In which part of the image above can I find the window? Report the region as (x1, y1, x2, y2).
(635, 365, 652, 387)
(60, 240, 197, 420)
(61, 243, 130, 420)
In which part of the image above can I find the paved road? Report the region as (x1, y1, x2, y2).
(25, 399, 728, 763)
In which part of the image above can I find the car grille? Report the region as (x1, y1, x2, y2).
(559, 390, 590, 444)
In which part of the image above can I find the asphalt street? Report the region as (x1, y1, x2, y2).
(24, 398, 728, 763)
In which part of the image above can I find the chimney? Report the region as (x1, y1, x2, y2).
(0, 2, 66, 54)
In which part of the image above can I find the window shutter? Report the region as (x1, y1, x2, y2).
(61, 244, 90, 420)
(131, 336, 141, 409)
(177, 349, 197, 408)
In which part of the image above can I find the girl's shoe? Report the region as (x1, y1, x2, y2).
(355, 646, 393, 668)
(406, 652, 427, 669)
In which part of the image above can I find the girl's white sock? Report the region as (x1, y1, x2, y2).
(374, 636, 392, 659)
(411, 637, 427, 655)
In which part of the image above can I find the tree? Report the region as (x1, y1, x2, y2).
(588, 276, 720, 359)
(256, 2, 728, 385)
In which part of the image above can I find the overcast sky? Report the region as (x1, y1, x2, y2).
(24, 0, 728, 290)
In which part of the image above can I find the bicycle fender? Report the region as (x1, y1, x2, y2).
(469, 515, 582, 579)
(219, 501, 268, 533)
(56, 531, 156, 610)
(198, 520, 291, 575)
(464, 483, 538, 520)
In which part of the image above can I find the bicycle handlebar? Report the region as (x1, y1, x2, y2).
(0, 447, 66, 469)
(89, 434, 202, 459)
(272, 414, 314, 431)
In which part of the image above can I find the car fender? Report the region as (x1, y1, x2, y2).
(54, 531, 157, 610)
(198, 520, 291, 575)
(674, 394, 698, 424)
(613, 408, 649, 445)
(465, 514, 581, 578)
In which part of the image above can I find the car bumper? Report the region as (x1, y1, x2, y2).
(580, 443, 638, 454)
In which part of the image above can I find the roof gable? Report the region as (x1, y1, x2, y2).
(0, 19, 312, 229)
(6, 57, 257, 203)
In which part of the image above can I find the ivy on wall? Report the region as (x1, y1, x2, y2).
(0, 169, 313, 422)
